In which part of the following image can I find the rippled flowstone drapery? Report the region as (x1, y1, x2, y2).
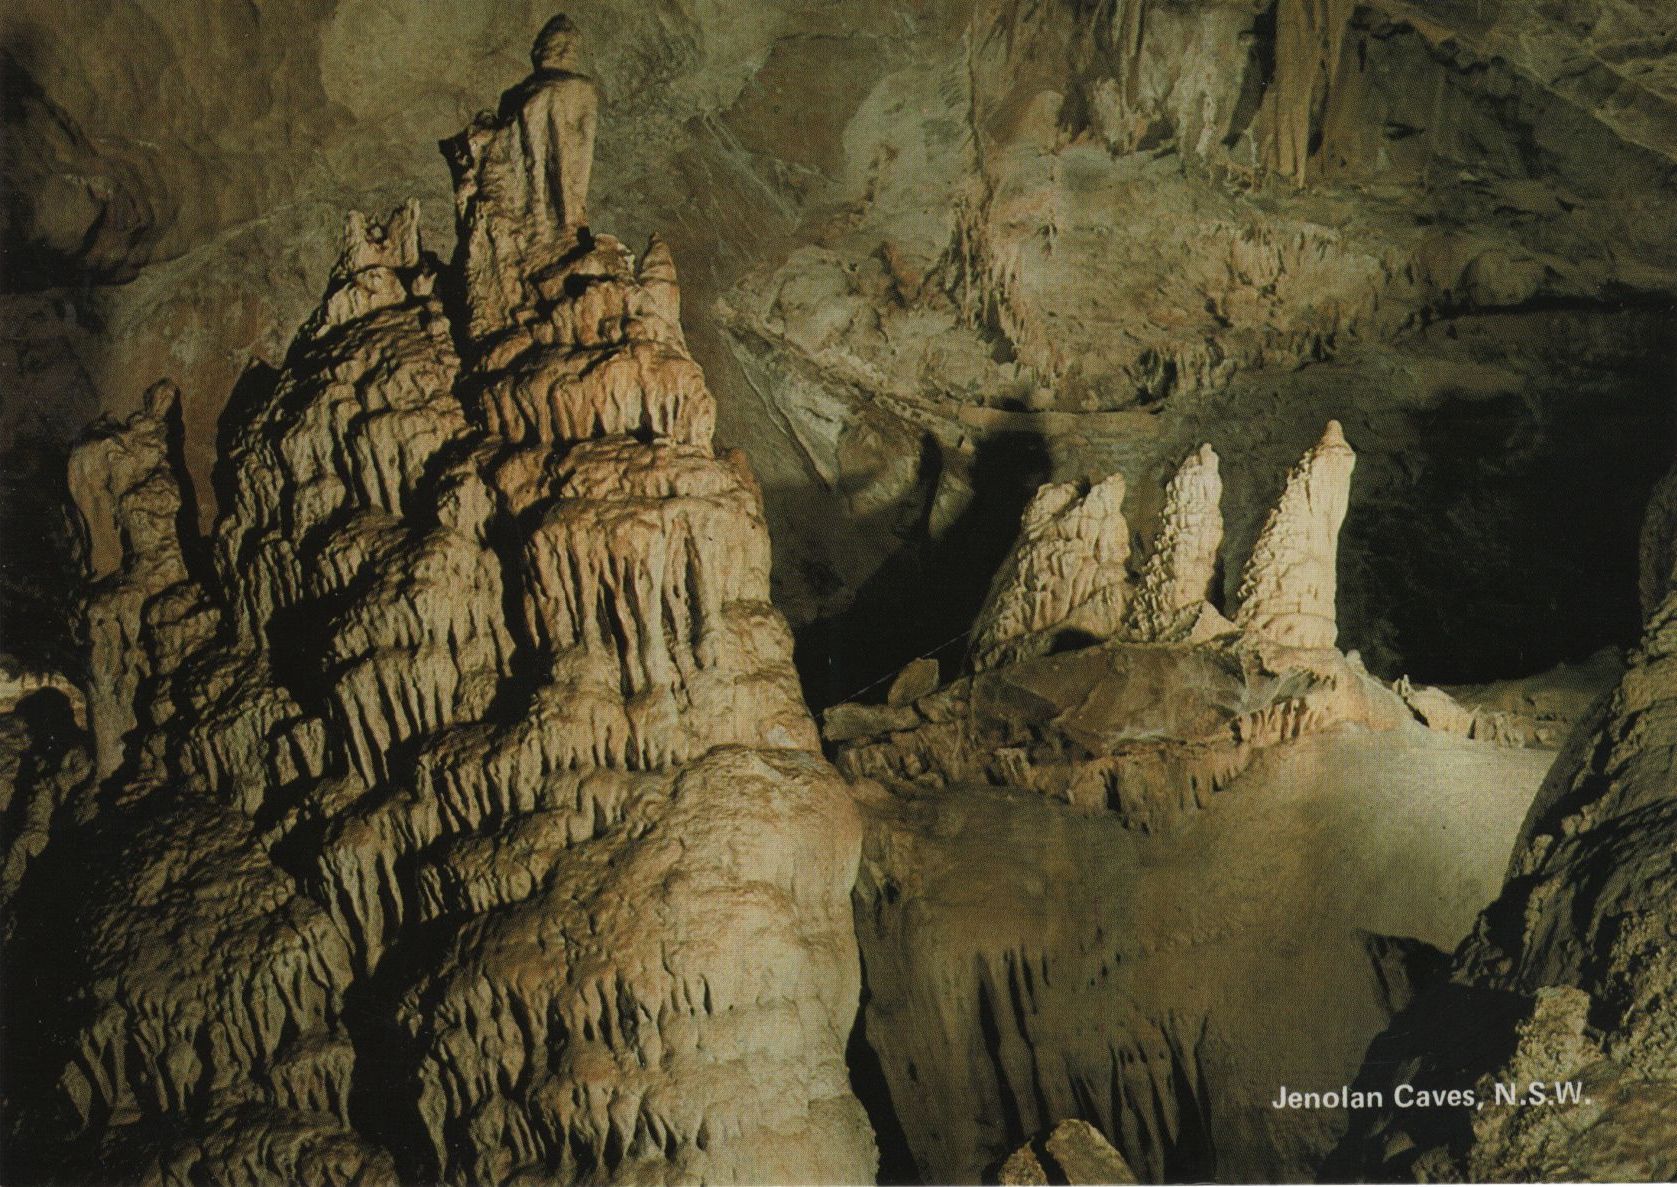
(0, 21, 876, 1186)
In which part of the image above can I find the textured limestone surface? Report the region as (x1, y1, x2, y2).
(827, 425, 1579, 827)
(0, 29, 874, 1186)
(4, 4, 1677, 1185)
(837, 427, 1583, 1182)
(7, 1, 1676, 702)
(999, 1119, 1140, 1185)
(1331, 467, 1677, 1182)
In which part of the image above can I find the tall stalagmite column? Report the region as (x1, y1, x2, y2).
(12, 16, 876, 1185)
(1234, 420, 1356, 650)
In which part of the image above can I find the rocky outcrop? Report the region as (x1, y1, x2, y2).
(839, 419, 1566, 1182)
(1, 21, 874, 1185)
(998, 1118, 1140, 1185)
(1233, 421, 1356, 651)
(850, 715, 1557, 1182)
(1335, 465, 1677, 1181)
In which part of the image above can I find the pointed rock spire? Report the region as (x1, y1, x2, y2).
(1125, 443, 1226, 642)
(971, 472, 1132, 671)
(1234, 420, 1356, 649)
(638, 231, 684, 340)
(67, 379, 195, 776)
(444, 13, 601, 339)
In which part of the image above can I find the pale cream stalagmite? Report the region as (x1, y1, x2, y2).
(969, 424, 1354, 673)
(1124, 443, 1228, 643)
(832, 421, 1385, 831)
(970, 473, 1132, 671)
(209, 197, 508, 797)
(1234, 420, 1357, 650)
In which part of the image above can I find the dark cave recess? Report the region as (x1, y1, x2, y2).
(792, 301, 1677, 707)
(1338, 303, 1677, 687)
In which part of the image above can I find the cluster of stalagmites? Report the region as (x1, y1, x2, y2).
(968, 423, 1353, 672)
(827, 420, 1566, 828)
(0, 22, 873, 1185)
(828, 421, 1442, 827)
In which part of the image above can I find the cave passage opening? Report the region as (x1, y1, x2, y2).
(1339, 304, 1677, 687)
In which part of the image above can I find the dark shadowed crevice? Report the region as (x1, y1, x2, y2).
(844, 967, 921, 1185)
(796, 430, 1051, 711)
(1340, 304, 1677, 684)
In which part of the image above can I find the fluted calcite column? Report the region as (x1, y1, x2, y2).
(1234, 420, 1355, 649)
(381, 14, 877, 1182)
(971, 473, 1132, 670)
(1125, 443, 1226, 643)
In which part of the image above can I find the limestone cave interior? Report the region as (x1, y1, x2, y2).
(2, 2, 1675, 1184)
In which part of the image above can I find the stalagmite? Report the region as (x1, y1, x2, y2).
(971, 473, 1132, 671)
(1234, 420, 1356, 650)
(66, 380, 195, 778)
(638, 232, 685, 344)
(444, 12, 600, 340)
(1125, 443, 1228, 643)
(3, 18, 874, 1185)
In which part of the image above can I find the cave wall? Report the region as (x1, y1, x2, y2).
(3, 6, 1677, 1182)
(7, 0, 1676, 695)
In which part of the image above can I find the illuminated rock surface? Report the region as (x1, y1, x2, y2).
(1332, 467, 1677, 1181)
(0, 27, 874, 1185)
(833, 428, 1595, 1182)
(3, 4, 1676, 1185)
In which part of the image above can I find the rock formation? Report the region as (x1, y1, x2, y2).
(1124, 444, 1227, 645)
(444, 14, 600, 342)
(66, 380, 197, 779)
(5, 7, 1676, 1186)
(999, 1119, 1140, 1186)
(970, 474, 1132, 671)
(1333, 467, 1677, 1181)
(831, 424, 1374, 824)
(0, 20, 874, 1185)
(1233, 421, 1356, 652)
(831, 421, 1584, 1181)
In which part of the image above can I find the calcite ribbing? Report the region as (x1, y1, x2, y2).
(970, 473, 1132, 671)
(6, 20, 875, 1185)
(1124, 443, 1227, 644)
(1234, 420, 1356, 650)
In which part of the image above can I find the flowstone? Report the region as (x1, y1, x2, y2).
(1, 18, 875, 1185)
